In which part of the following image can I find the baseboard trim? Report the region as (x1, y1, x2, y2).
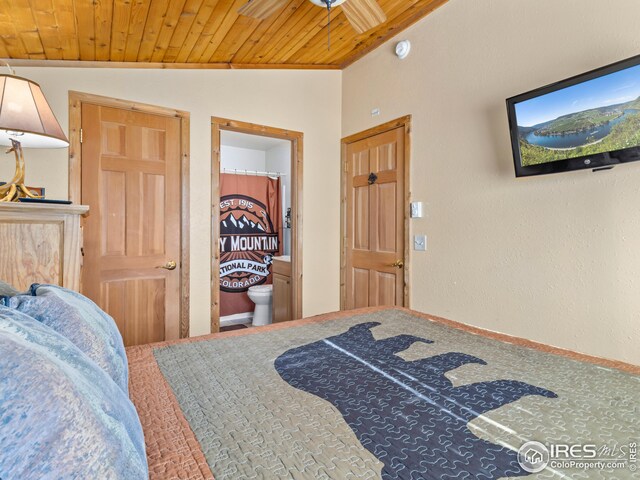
(220, 312, 253, 328)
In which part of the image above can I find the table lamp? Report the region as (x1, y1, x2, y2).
(0, 65, 68, 202)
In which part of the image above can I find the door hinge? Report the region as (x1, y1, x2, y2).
(343, 161, 348, 173)
(79, 128, 83, 144)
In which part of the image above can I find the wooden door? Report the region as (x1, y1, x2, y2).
(345, 126, 405, 309)
(81, 104, 182, 346)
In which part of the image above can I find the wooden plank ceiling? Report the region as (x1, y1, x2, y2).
(0, 0, 448, 69)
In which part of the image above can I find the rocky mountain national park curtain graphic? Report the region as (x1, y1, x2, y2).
(219, 173, 282, 317)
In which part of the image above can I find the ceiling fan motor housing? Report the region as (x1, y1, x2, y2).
(308, 0, 348, 7)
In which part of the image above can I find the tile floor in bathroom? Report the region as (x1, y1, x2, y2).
(220, 324, 250, 333)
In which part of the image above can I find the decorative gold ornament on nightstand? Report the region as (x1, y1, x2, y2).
(0, 62, 68, 202)
(0, 139, 39, 201)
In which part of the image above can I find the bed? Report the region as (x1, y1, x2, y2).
(1, 284, 638, 479)
(128, 307, 639, 480)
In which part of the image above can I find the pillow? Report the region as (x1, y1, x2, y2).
(0, 306, 147, 480)
(10, 284, 129, 392)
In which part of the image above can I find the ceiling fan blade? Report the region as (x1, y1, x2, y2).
(238, 0, 289, 20)
(341, 0, 386, 34)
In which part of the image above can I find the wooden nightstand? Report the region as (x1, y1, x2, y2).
(0, 203, 89, 291)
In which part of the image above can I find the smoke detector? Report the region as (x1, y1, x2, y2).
(395, 40, 411, 60)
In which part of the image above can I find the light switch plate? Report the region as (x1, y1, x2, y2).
(410, 202, 423, 218)
(414, 234, 427, 251)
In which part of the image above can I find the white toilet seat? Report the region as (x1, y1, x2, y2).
(248, 285, 272, 295)
(248, 284, 273, 326)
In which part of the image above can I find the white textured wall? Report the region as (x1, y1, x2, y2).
(266, 143, 293, 255)
(266, 143, 292, 209)
(221, 145, 266, 172)
(2, 67, 342, 336)
(342, 0, 640, 364)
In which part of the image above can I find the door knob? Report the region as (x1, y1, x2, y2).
(390, 260, 404, 269)
(157, 260, 177, 271)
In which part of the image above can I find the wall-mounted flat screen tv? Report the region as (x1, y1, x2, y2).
(507, 54, 640, 177)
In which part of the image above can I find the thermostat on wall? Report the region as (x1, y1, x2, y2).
(410, 202, 423, 218)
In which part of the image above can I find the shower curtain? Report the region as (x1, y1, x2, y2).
(219, 173, 282, 317)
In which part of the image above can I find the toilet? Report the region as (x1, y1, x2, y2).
(247, 284, 273, 326)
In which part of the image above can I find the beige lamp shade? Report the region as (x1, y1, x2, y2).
(0, 75, 68, 148)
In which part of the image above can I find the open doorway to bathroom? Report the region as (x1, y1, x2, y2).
(211, 118, 303, 333)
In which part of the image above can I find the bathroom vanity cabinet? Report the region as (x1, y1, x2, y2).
(272, 256, 292, 323)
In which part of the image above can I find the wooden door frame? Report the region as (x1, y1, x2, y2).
(211, 117, 303, 333)
(340, 115, 412, 310)
(68, 91, 191, 338)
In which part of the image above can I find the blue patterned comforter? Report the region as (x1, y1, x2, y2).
(0, 291, 147, 479)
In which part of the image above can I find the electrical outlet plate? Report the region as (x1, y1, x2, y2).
(414, 234, 426, 251)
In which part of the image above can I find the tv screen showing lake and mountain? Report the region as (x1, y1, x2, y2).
(513, 62, 640, 168)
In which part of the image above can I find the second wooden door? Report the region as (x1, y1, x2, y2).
(344, 125, 406, 309)
(81, 103, 182, 346)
